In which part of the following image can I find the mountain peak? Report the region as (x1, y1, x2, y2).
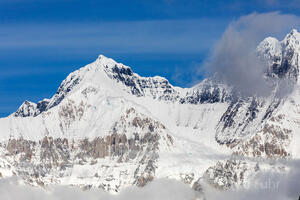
(283, 28, 300, 45)
(98, 54, 106, 59)
(257, 29, 300, 82)
(289, 28, 299, 35)
(13, 28, 300, 119)
(257, 36, 281, 58)
(14, 100, 37, 117)
(13, 98, 51, 117)
(18, 54, 183, 117)
(96, 54, 117, 65)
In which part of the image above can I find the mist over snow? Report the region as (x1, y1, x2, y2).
(202, 12, 300, 97)
(0, 178, 198, 200)
(2, 161, 300, 200)
(204, 159, 300, 200)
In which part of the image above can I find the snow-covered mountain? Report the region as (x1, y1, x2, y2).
(0, 30, 300, 196)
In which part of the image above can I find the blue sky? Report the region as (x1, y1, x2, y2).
(1, 0, 300, 117)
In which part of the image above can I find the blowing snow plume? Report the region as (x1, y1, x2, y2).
(204, 12, 300, 97)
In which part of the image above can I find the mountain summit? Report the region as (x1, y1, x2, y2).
(258, 29, 300, 81)
(0, 30, 300, 196)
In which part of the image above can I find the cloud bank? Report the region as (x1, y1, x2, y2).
(2, 161, 300, 200)
(0, 178, 198, 200)
(205, 160, 300, 200)
(203, 12, 300, 97)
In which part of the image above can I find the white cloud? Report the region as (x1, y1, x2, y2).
(203, 159, 300, 200)
(0, 178, 199, 200)
(2, 163, 300, 200)
(203, 12, 300, 96)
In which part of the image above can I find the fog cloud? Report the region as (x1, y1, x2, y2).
(204, 159, 300, 200)
(1, 161, 300, 200)
(0, 178, 198, 200)
(204, 12, 300, 97)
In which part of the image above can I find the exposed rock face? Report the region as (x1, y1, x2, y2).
(216, 96, 267, 145)
(14, 99, 50, 117)
(105, 63, 180, 101)
(7, 138, 35, 160)
(233, 123, 291, 158)
(36, 99, 50, 115)
(3, 134, 159, 190)
(14, 101, 37, 117)
(180, 79, 231, 104)
(58, 99, 87, 128)
(2, 108, 173, 192)
(48, 74, 81, 110)
(200, 159, 249, 190)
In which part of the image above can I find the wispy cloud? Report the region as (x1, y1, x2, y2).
(0, 178, 198, 200)
(204, 159, 300, 200)
(0, 19, 228, 55)
(202, 12, 300, 96)
(1, 160, 300, 200)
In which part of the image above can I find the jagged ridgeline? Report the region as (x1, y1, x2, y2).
(0, 30, 300, 194)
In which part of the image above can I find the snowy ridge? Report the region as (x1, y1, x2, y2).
(257, 29, 300, 81)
